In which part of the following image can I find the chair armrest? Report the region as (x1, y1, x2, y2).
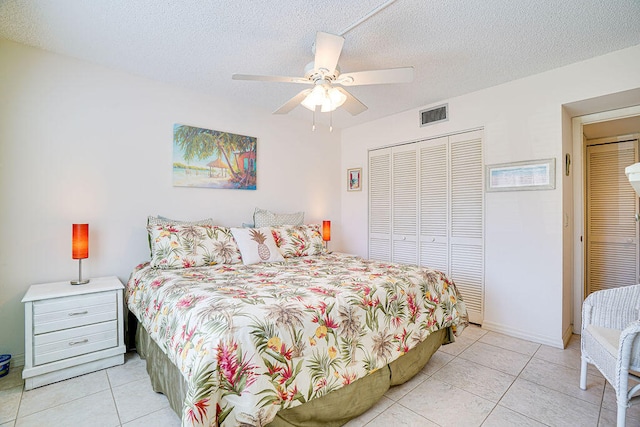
(582, 285, 640, 330)
(618, 320, 640, 371)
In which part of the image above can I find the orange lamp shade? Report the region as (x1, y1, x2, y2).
(322, 220, 331, 242)
(72, 224, 89, 259)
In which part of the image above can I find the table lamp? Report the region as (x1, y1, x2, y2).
(71, 223, 90, 285)
(322, 220, 331, 252)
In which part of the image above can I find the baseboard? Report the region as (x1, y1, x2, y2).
(9, 353, 24, 368)
(481, 320, 565, 349)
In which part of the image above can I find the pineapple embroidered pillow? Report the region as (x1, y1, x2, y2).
(231, 227, 285, 265)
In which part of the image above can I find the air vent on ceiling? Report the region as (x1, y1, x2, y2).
(420, 104, 448, 127)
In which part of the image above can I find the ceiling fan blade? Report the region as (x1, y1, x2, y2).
(273, 89, 311, 114)
(335, 87, 368, 116)
(232, 74, 311, 84)
(338, 67, 414, 86)
(314, 32, 344, 74)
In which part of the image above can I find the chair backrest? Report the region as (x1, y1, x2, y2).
(585, 285, 640, 331)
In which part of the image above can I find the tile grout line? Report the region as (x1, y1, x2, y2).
(393, 399, 444, 426)
(441, 329, 505, 426)
(12, 371, 114, 425)
(12, 369, 24, 425)
(437, 330, 596, 426)
(105, 370, 123, 427)
(485, 349, 551, 426)
(505, 339, 601, 425)
(365, 331, 484, 426)
(10, 368, 25, 427)
(457, 331, 518, 426)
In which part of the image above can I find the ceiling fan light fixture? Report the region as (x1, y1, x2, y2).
(320, 99, 335, 113)
(301, 85, 326, 111)
(302, 85, 347, 113)
(327, 87, 346, 109)
(235, 31, 412, 121)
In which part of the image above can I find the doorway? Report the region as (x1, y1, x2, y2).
(572, 106, 640, 333)
(585, 138, 638, 296)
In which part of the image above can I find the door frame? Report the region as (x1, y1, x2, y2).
(572, 105, 640, 333)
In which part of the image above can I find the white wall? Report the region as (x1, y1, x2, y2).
(0, 39, 342, 364)
(341, 44, 640, 347)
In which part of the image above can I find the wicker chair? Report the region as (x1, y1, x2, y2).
(580, 284, 640, 426)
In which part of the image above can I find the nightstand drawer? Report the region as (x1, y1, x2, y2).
(33, 292, 116, 334)
(34, 320, 118, 365)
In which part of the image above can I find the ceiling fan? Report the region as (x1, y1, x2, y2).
(232, 32, 414, 117)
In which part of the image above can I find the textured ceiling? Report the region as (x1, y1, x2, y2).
(1, 0, 639, 130)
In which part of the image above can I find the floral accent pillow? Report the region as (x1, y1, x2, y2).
(231, 227, 284, 265)
(148, 224, 242, 269)
(270, 224, 324, 258)
(146, 216, 215, 255)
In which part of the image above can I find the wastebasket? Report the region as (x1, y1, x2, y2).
(0, 354, 10, 378)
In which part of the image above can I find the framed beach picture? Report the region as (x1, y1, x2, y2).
(347, 167, 362, 191)
(173, 124, 257, 190)
(486, 158, 555, 192)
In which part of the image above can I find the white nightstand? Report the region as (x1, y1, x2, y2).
(22, 276, 126, 390)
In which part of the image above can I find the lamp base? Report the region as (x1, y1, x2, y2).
(71, 259, 90, 285)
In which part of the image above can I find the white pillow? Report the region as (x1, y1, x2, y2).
(231, 227, 284, 265)
(253, 208, 304, 227)
(148, 215, 215, 226)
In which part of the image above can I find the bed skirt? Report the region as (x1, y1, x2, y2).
(136, 323, 449, 426)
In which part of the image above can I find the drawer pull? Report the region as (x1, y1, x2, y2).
(68, 311, 88, 316)
(68, 339, 89, 346)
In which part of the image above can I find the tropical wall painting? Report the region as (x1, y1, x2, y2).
(173, 123, 257, 190)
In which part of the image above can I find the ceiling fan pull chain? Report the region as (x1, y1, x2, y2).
(330, 111, 333, 132)
(312, 109, 316, 131)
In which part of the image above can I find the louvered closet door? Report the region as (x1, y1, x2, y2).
(449, 131, 484, 324)
(392, 145, 419, 264)
(369, 148, 392, 261)
(419, 137, 449, 273)
(586, 140, 639, 295)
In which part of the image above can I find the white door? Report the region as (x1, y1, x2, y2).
(369, 148, 392, 261)
(449, 131, 484, 324)
(586, 139, 639, 295)
(392, 144, 419, 264)
(419, 137, 449, 273)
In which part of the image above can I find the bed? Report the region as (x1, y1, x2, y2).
(125, 222, 468, 426)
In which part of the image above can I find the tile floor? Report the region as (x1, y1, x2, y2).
(0, 325, 637, 426)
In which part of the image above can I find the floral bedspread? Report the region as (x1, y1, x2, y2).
(125, 253, 468, 427)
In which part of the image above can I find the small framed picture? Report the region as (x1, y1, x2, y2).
(347, 167, 362, 191)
